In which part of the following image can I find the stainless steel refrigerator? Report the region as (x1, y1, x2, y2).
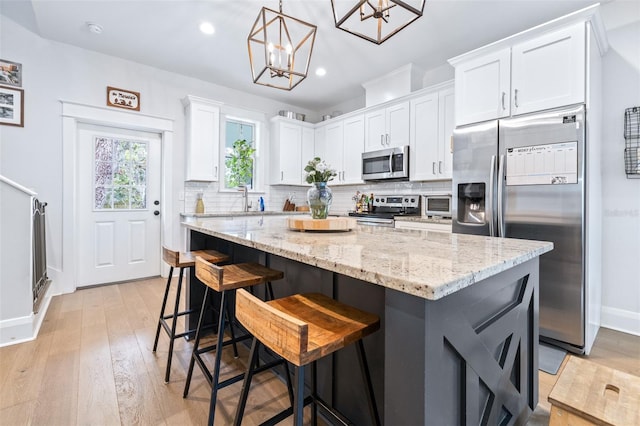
(452, 104, 595, 354)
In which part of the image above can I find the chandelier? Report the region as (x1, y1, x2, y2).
(330, 0, 426, 45)
(247, 0, 317, 90)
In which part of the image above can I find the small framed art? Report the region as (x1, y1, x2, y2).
(0, 85, 24, 127)
(0, 59, 22, 87)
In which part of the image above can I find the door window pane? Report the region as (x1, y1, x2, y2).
(94, 137, 148, 210)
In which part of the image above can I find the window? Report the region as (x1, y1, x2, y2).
(94, 136, 148, 209)
(223, 118, 258, 190)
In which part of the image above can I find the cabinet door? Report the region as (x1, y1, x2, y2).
(511, 23, 585, 115)
(454, 48, 511, 126)
(342, 114, 364, 185)
(438, 87, 455, 179)
(364, 108, 386, 152)
(386, 101, 410, 148)
(409, 93, 439, 181)
(324, 121, 344, 183)
(185, 100, 220, 181)
(278, 122, 302, 184)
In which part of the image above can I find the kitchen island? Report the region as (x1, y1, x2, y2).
(183, 215, 553, 425)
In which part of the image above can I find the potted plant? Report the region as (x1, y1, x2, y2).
(304, 157, 337, 219)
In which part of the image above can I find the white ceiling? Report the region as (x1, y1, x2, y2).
(1, 0, 607, 112)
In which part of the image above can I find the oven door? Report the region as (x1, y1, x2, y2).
(354, 217, 395, 227)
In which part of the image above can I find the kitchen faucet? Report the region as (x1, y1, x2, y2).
(240, 185, 249, 212)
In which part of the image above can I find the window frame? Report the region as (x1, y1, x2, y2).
(219, 108, 266, 193)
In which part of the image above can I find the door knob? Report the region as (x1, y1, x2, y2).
(154, 210, 160, 216)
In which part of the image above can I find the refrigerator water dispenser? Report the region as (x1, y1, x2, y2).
(457, 183, 485, 224)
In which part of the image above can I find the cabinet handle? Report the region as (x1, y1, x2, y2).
(281, 171, 283, 181)
(214, 165, 218, 179)
(439, 161, 443, 174)
(501, 92, 506, 110)
(432, 162, 437, 175)
(341, 171, 344, 181)
(514, 89, 519, 108)
(386, 134, 390, 145)
(381, 134, 384, 146)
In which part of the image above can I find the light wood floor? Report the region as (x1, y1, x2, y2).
(1, 277, 638, 425)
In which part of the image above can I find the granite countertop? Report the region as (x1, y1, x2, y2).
(184, 216, 553, 301)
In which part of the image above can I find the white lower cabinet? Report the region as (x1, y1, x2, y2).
(409, 83, 455, 181)
(271, 117, 314, 185)
(395, 220, 452, 233)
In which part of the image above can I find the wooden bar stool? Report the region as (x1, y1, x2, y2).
(152, 247, 229, 383)
(233, 288, 382, 426)
(183, 256, 289, 425)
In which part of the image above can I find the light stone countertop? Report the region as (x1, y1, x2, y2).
(184, 215, 553, 301)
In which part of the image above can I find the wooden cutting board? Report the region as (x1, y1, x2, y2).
(287, 216, 356, 232)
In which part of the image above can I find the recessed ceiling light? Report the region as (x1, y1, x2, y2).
(86, 22, 103, 34)
(315, 68, 327, 77)
(199, 22, 215, 35)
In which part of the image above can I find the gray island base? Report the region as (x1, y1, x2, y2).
(184, 216, 553, 425)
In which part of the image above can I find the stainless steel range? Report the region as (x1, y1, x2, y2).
(348, 194, 420, 227)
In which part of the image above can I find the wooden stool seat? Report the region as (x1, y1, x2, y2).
(163, 248, 228, 268)
(153, 247, 229, 383)
(234, 288, 381, 426)
(548, 355, 640, 425)
(239, 292, 380, 366)
(184, 256, 286, 426)
(196, 260, 284, 292)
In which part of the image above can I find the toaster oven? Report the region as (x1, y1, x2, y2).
(422, 193, 452, 218)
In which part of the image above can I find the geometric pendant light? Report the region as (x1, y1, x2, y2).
(330, 0, 425, 45)
(247, 0, 317, 90)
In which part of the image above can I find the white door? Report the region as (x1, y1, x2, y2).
(77, 123, 162, 287)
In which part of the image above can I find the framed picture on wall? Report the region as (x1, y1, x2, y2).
(0, 59, 22, 87)
(0, 86, 24, 127)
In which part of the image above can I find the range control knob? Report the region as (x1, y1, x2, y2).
(404, 198, 409, 202)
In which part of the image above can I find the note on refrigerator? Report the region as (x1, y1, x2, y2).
(506, 141, 578, 186)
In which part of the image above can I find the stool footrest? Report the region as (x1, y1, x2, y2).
(161, 309, 194, 320)
(195, 333, 252, 356)
(260, 396, 314, 426)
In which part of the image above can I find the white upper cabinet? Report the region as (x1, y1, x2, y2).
(511, 23, 585, 115)
(314, 114, 364, 186)
(270, 117, 314, 185)
(409, 83, 455, 181)
(451, 20, 592, 126)
(341, 114, 365, 185)
(454, 49, 511, 126)
(183, 96, 222, 181)
(364, 101, 410, 151)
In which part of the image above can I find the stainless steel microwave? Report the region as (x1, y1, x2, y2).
(362, 146, 409, 181)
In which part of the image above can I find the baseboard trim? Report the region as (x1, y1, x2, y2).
(601, 305, 640, 336)
(0, 287, 53, 347)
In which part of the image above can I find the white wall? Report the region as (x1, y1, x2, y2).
(599, 1, 640, 335)
(0, 14, 313, 298)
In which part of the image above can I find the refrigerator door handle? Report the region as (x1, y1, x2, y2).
(497, 154, 506, 237)
(489, 155, 496, 237)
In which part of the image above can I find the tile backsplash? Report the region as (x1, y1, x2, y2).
(184, 180, 452, 215)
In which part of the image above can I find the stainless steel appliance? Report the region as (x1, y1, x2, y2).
(361, 146, 409, 181)
(349, 194, 420, 227)
(422, 193, 452, 218)
(452, 104, 593, 354)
